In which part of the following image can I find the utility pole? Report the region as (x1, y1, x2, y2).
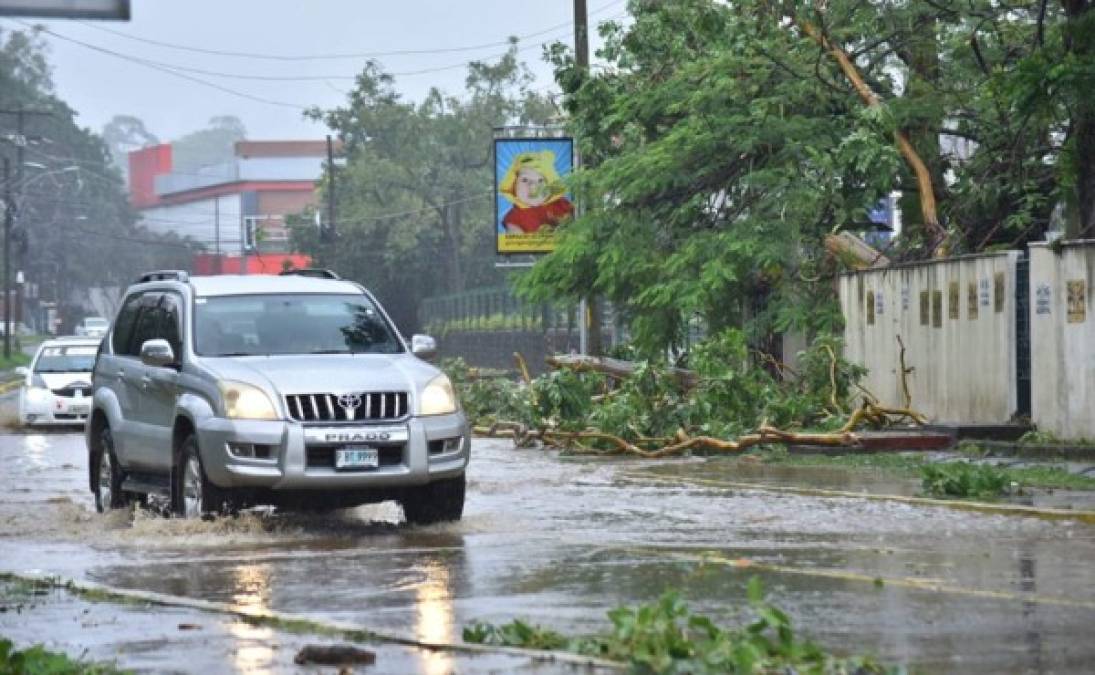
(213, 195, 221, 274)
(3, 158, 11, 358)
(325, 134, 337, 246)
(574, 0, 603, 355)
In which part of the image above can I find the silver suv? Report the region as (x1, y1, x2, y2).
(86, 269, 470, 522)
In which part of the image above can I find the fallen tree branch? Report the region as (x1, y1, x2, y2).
(546, 354, 700, 391)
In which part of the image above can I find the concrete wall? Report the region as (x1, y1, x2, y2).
(840, 252, 1020, 424)
(1029, 240, 1095, 439)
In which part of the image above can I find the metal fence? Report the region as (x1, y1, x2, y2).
(419, 286, 570, 336)
(419, 286, 624, 373)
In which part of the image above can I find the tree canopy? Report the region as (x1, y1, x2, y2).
(1, 26, 196, 326)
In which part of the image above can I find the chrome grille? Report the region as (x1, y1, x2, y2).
(285, 392, 408, 423)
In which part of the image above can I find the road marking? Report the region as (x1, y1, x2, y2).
(621, 469, 1095, 524)
(0, 379, 22, 395)
(0, 570, 623, 671)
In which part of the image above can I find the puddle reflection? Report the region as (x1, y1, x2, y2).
(229, 563, 276, 675)
(415, 560, 455, 675)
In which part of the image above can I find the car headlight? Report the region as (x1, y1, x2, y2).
(219, 381, 279, 420)
(419, 374, 457, 416)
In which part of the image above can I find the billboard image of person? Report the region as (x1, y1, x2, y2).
(495, 138, 574, 254)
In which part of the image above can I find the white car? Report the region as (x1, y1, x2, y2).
(17, 337, 100, 427)
(75, 317, 109, 338)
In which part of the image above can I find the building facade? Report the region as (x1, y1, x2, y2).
(127, 140, 329, 272)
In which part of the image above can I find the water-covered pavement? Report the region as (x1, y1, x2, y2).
(3, 417, 1095, 673)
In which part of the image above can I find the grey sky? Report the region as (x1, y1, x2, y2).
(14, 0, 624, 144)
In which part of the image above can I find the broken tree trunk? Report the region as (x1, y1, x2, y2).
(796, 18, 947, 253)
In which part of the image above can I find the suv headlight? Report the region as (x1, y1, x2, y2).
(419, 374, 457, 416)
(219, 381, 279, 420)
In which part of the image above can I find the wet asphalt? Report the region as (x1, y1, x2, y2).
(2, 404, 1095, 673)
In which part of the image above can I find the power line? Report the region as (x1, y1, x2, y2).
(72, 1, 626, 62)
(12, 21, 312, 110)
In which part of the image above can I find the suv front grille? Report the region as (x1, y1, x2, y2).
(286, 392, 408, 423)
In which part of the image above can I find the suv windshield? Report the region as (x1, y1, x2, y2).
(194, 293, 403, 356)
(35, 345, 97, 373)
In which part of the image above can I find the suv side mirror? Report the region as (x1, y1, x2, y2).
(410, 334, 437, 361)
(140, 339, 176, 368)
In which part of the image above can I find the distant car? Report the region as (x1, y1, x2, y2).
(75, 317, 109, 338)
(17, 337, 100, 427)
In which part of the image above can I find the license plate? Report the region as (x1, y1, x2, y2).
(68, 405, 90, 415)
(335, 446, 378, 470)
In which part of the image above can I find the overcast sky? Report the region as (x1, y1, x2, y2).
(13, 0, 624, 143)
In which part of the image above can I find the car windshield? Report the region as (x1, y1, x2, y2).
(34, 345, 97, 373)
(194, 293, 404, 356)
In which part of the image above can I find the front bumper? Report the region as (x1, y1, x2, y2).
(20, 389, 92, 426)
(195, 412, 470, 490)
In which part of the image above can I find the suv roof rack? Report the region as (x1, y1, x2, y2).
(137, 270, 190, 283)
(279, 268, 341, 280)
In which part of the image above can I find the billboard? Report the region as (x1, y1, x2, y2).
(495, 137, 574, 255)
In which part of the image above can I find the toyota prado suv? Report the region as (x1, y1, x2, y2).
(86, 269, 470, 523)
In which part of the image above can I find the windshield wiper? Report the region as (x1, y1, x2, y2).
(309, 349, 351, 354)
(210, 352, 262, 357)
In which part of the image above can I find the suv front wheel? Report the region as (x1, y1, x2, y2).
(173, 435, 235, 519)
(400, 474, 465, 525)
(91, 427, 126, 513)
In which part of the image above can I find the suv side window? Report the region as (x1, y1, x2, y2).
(128, 293, 164, 357)
(159, 294, 183, 360)
(111, 293, 143, 355)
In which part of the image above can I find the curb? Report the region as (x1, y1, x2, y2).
(622, 470, 1095, 525)
(0, 379, 22, 395)
(0, 571, 623, 672)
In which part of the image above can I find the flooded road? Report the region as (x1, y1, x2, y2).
(3, 418, 1095, 673)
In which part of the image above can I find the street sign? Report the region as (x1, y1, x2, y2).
(0, 0, 129, 19)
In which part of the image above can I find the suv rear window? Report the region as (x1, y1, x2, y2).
(194, 293, 403, 357)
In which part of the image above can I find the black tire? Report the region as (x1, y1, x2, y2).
(92, 427, 126, 513)
(401, 474, 466, 525)
(172, 435, 235, 519)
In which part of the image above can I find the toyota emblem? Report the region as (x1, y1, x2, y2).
(337, 393, 362, 409)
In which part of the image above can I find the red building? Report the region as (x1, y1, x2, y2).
(127, 140, 331, 273)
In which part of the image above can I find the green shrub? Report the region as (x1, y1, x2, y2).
(464, 579, 895, 674)
(0, 638, 128, 674)
(919, 463, 1011, 500)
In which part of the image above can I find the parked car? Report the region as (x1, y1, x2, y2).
(17, 337, 99, 427)
(75, 317, 109, 338)
(86, 269, 470, 522)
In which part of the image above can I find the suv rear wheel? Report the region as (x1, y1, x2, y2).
(400, 474, 465, 525)
(173, 435, 235, 519)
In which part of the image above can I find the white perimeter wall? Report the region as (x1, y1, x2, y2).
(839, 252, 1020, 424)
(1030, 241, 1095, 440)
